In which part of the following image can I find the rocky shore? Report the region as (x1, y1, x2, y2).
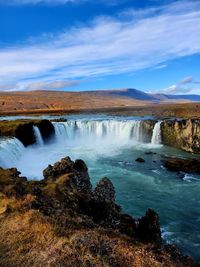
(162, 157, 200, 174)
(0, 157, 198, 267)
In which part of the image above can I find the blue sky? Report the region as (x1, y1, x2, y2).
(0, 0, 200, 94)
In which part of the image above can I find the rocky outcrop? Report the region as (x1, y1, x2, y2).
(36, 119, 55, 143)
(94, 177, 115, 203)
(43, 157, 92, 193)
(0, 157, 198, 266)
(162, 157, 200, 174)
(161, 119, 200, 153)
(15, 122, 36, 146)
(0, 119, 55, 146)
(141, 120, 155, 142)
(136, 209, 162, 243)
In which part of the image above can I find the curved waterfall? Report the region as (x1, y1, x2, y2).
(0, 119, 163, 170)
(33, 126, 44, 146)
(53, 120, 144, 143)
(0, 138, 25, 168)
(151, 121, 162, 145)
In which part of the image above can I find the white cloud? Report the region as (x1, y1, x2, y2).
(180, 76, 193, 84)
(156, 76, 200, 94)
(1, 1, 200, 91)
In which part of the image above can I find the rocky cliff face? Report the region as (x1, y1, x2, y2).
(0, 157, 197, 267)
(0, 119, 55, 146)
(161, 119, 200, 153)
(141, 120, 155, 143)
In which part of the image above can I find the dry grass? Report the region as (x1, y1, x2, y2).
(0, 91, 147, 115)
(0, 166, 197, 267)
(0, 205, 175, 267)
(0, 91, 199, 118)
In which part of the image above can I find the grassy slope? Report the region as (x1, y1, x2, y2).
(0, 164, 197, 267)
(0, 90, 147, 114)
(0, 91, 199, 118)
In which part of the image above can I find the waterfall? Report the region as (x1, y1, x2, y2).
(53, 120, 143, 143)
(151, 121, 162, 145)
(0, 137, 25, 168)
(33, 126, 44, 146)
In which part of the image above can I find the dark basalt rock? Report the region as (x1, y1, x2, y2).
(94, 177, 115, 203)
(36, 119, 55, 143)
(0, 157, 162, 243)
(0, 156, 198, 266)
(119, 214, 136, 237)
(135, 157, 145, 163)
(162, 157, 200, 174)
(141, 120, 156, 143)
(15, 122, 36, 146)
(43, 157, 74, 179)
(145, 152, 157, 155)
(43, 157, 92, 193)
(74, 159, 88, 172)
(136, 208, 161, 243)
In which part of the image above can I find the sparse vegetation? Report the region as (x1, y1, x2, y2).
(0, 158, 198, 267)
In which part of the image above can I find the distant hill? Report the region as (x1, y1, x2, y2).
(89, 88, 156, 101)
(86, 88, 200, 102)
(151, 93, 200, 102)
(0, 88, 199, 115)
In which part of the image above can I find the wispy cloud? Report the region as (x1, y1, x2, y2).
(1, 1, 200, 91)
(0, 80, 79, 91)
(157, 76, 200, 94)
(0, 0, 128, 5)
(0, 0, 80, 5)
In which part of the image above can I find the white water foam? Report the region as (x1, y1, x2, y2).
(151, 121, 162, 145)
(0, 138, 25, 168)
(53, 120, 143, 144)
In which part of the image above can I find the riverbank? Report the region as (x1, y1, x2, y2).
(0, 157, 198, 267)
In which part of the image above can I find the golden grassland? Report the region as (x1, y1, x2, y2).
(0, 91, 199, 118)
(0, 90, 147, 114)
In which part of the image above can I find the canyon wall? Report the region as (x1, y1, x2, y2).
(161, 119, 200, 154)
(0, 119, 55, 146)
(0, 118, 200, 153)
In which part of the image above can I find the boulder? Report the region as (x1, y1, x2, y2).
(162, 157, 200, 174)
(135, 157, 145, 163)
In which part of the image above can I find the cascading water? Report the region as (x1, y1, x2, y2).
(0, 116, 199, 261)
(53, 120, 143, 143)
(33, 126, 44, 146)
(151, 121, 162, 145)
(0, 137, 25, 168)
